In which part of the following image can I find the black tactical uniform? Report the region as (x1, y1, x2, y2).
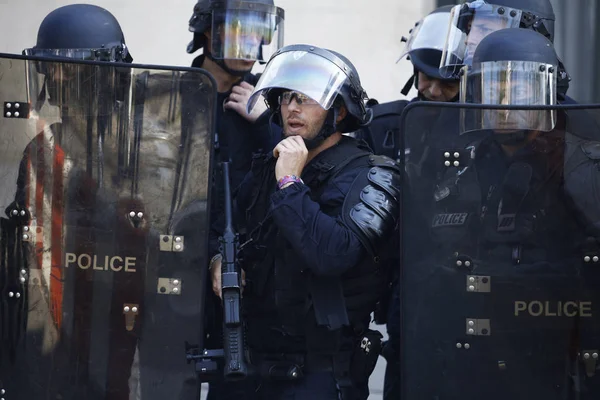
(236, 45, 401, 400)
(401, 28, 600, 400)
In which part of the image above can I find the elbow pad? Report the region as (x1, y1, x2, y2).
(342, 155, 401, 258)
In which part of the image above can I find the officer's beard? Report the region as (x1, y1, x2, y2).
(274, 108, 339, 151)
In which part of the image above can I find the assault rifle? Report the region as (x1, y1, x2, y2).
(186, 161, 249, 382)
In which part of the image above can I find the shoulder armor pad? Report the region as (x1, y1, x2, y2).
(342, 161, 402, 258)
(369, 155, 401, 173)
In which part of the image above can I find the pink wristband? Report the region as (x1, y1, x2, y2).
(277, 175, 303, 189)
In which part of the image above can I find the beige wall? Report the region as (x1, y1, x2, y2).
(0, 0, 436, 103)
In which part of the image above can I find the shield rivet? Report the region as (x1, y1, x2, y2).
(11, 209, 18, 216)
(453, 152, 460, 158)
(132, 306, 138, 313)
(14, 103, 20, 109)
(594, 256, 599, 262)
(444, 161, 451, 167)
(456, 260, 463, 267)
(469, 277, 475, 283)
(173, 287, 180, 293)
(584, 353, 590, 359)
(465, 261, 471, 267)
(456, 343, 462, 348)
(468, 285, 475, 291)
(173, 280, 180, 285)
(453, 161, 460, 167)
(8, 292, 14, 298)
(129, 211, 135, 218)
(593, 353, 599, 359)
(137, 212, 143, 219)
(20, 210, 25, 216)
(15, 292, 20, 298)
(5, 112, 10, 117)
(124, 306, 130, 312)
(14, 111, 19, 117)
(6, 103, 11, 108)
(464, 343, 470, 349)
(444, 152, 450, 158)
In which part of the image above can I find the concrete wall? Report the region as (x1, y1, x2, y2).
(0, 0, 437, 103)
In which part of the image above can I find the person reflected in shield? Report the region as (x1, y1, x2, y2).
(1, 4, 143, 399)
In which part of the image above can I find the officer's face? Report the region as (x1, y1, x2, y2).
(280, 92, 329, 139)
(417, 72, 459, 102)
(486, 79, 539, 132)
(465, 17, 509, 64)
(205, 24, 259, 73)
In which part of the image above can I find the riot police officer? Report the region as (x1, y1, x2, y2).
(439, 0, 574, 101)
(361, 5, 459, 160)
(5, 4, 141, 398)
(187, 1, 285, 398)
(209, 44, 400, 399)
(2, 4, 217, 399)
(401, 27, 600, 399)
(187, 0, 284, 168)
(357, 8, 459, 399)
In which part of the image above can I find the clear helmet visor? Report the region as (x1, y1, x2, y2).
(398, 11, 452, 61)
(211, 5, 284, 62)
(247, 50, 348, 113)
(439, 1, 522, 78)
(460, 60, 557, 133)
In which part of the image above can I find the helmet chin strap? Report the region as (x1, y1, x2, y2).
(205, 51, 250, 77)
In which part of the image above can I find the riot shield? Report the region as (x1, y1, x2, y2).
(400, 102, 600, 399)
(0, 53, 216, 399)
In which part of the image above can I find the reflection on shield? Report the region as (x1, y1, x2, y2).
(400, 102, 600, 399)
(0, 53, 216, 399)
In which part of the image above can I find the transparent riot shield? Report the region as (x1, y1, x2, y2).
(0, 53, 216, 399)
(400, 101, 600, 399)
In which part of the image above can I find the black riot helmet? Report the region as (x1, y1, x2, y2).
(187, 0, 285, 62)
(398, 5, 459, 96)
(460, 28, 558, 134)
(246, 45, 371, 149)
(23, 4, 132, 63)
(481, 0, 555, 39)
